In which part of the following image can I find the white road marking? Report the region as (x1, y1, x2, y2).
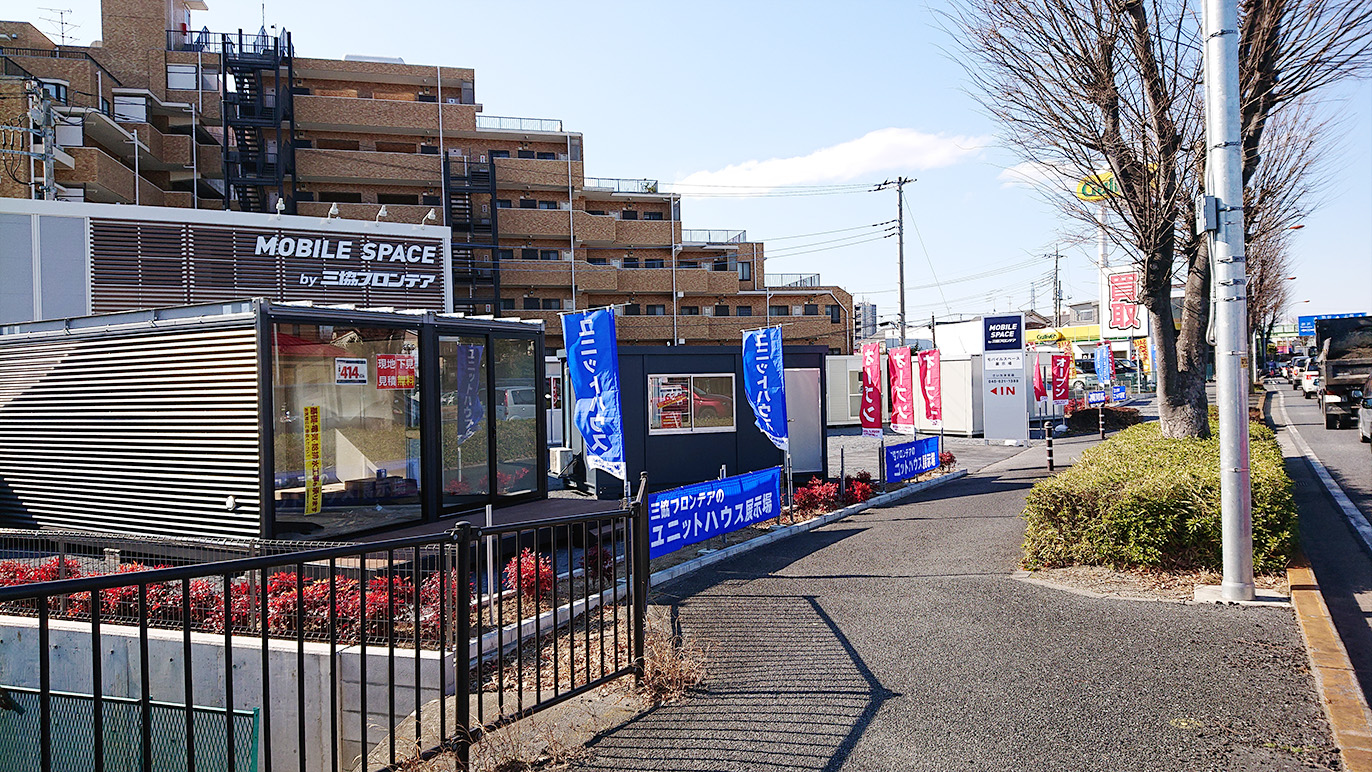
(1276, 389, 1372, 553)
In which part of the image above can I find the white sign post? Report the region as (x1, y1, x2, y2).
(982, 313, 1028, 443)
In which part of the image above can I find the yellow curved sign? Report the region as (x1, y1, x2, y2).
(1075, 171, 1120, 202)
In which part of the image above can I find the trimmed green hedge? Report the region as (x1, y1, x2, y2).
(1021, 417, 1298, 573)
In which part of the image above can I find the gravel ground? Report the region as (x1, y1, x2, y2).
(571, 441, 1338, 771)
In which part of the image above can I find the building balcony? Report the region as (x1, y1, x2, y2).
(681, 229, 747, 245)
(583, 177, 660, 195)
(765, 273, 823, 288)
(476, 115, 563, 133)
(295, 201, 435, 223)
(613, 315, 675, 340)
(493, 157, 583, 190)
(295, 148, 440, 185)
(498, 208, 573, 239)
(61, 146, 164, 206)
(615, 218, 678, 247)
(499, 259, 572, 289)
(294, 94, 477, 135)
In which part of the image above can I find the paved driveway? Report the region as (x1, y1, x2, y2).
(575, 444, 1335, 771)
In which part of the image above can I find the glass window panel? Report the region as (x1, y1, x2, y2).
(440, 335, 489, 508)
(649, 376, 692, 432)
(493, 337, 537, 496)
(692, 375, 735, 430)
(271, 324, 421, 538)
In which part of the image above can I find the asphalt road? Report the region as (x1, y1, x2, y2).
(1268, 379, 1372, 702)
(574, 436, 1335, 771)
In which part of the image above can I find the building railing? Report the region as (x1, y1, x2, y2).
(681, 229, 747, 244)
(475, 115, 564, 133)
(583, 177, 660, 194)
(0, 45, 123, 86)
(0, 53, 36, 79)
(0, 481, 651, 771)
(766, 273, 824, 288)
(165, 29, 230, 54)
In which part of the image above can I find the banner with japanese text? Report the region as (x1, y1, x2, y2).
(452, 343, 485, 445)
(303, 405, 322, 516)
(648, 467, 782, 559)
(1099, 268, 1149, 340)
(1051, 354, 1071, 405)
(888, 346, 915, 435)
(1094, 343, 1115, 386)
(562, 309, 626, 479)
(742, 327, 789, 451)
(859, 342, 883, 437)
(885, 436, 941, 483)
(917, 349, 942, 426)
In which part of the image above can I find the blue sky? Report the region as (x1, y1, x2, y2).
(16, 0, 1371, 324)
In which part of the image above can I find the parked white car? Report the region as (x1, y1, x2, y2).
(1358, 375, 1372, 449)
(1300, 365, 1321, 399)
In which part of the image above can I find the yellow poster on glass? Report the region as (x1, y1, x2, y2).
(303, 405, 323, 515)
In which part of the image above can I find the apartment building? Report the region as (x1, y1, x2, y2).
(1, 0, 852, 353)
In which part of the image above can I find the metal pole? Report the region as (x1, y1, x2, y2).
(1046, 419, 1054, 471)
(897, 178, 907, 346)
(632, 472, 649, 684)
(838, 446, 845, 500)
(568, 133, 576, 310)
(1204, 0, 1254, 601)
(879, 434, 886, 494)
(40, 92, 55, 201)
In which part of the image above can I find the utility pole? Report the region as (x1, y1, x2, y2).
(1203, 0, 1254, 601)
(877, 177, 914, 345)
(1053, 246, 1062, 327)
(40, 91, 55, 201)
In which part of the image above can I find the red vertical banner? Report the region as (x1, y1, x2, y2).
(917, 348, 942, 426)
(888, 346, 914, 435)
(860, 342, 883, 437)
(1033, 351, 1047, 402)
(1051, 354, 1070, 405)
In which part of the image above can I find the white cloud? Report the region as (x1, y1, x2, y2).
(997, 161, 1076, 191)
(674, 128, 990, 191)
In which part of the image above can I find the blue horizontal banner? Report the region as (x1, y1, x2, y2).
(648, 467, 782, 559)
(885, 435, 940, 484)
(1087, 390, 1107, 406)
(1111, 384, 1126, 401)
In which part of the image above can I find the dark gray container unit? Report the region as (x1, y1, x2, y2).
(0, 299, 546, 540)
(584, 345, 828, 499)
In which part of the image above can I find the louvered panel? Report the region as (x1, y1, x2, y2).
(0, 324, 264, 540)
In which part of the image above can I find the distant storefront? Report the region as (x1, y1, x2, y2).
(0, 300, 545, 540)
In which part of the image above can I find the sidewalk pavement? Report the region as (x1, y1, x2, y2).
(573, 441, 1335, 771)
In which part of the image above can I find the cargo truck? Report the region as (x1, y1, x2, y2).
(1315, 315, 1372, 429)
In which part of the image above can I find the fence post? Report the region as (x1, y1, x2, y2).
(879, 435, 887, 494)
(839, 446, 845, 501)
(453, 522, 472, 771)
(1046, 419, 1055, 472)
(633, 472, 650, 685)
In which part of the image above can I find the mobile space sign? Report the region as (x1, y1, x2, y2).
(648, 467, 781, 559)
(982, 313, 1027, 442)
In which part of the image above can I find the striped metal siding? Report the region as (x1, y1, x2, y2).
(0, 325, 263, 539)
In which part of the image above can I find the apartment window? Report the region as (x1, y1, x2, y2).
(620, 210, 638, 221)
(792, 305, 804, 316)
(521, 248, 539, 261)
(643, 211, 664, 221)
(166, 64, 198, 91)
(315, 138, 361, 151)
(713, 259, 729, 272)
(769, 306, 790, 317)
(496, 249, 515, 260)
(680, 261, 698, 270)
(588, 257, 608, 266)
(542, 298, 562, 310)
(496, 199, 512, 209)
(490, 150, 511, 158)
(649, 374, 736, 435)
(500, 299, 515, 310)
(624, 304, 641, 315)
(535, 250, 557, 261)
(623, 257, 640, 269)
(536, 151, 556, 160)
(317, 191, 363, 203)
(376, 141, 418, 154)
(522, 297, 540, 310)
(646, 304, 666, 316)
(738, 262, 752, 281)
(378, 193, 419, 205)
(714, 305, 730, 317)
(518, 199, 537, 209)
(538, 200, 558, 210)
(200, 67, 220, 91)
(804, 304, 820, 316)
(680, 306, 700, 316)
(736, 306, 753, 317)
(516, 150, 535, 159)
(587, 210, 607, 216)
(644, 258, 665, 269)
(826, 305, 842, 323)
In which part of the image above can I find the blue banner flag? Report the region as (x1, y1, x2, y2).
(1094, 344, 1114, 385)
(648, 467, 781, 559)
(884, 435, 941, 484)
(562, 309, 626, 479)
(453, 343, 485, 444)
(742, 326, 789, 451)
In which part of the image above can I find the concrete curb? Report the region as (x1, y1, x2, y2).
(648, 469, 970, 588)
(1289, 561, 1372, 772)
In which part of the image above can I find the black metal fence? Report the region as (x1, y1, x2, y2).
(0, 480, 650, 772)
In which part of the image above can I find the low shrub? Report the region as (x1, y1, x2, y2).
(503, 548, 554, 602)
(938, 450, 957, 472)
(793, 477, 840, 516)
(843, 478, 874, 505)
(1065, 406, 1142, 433)
(579, 544, 615, 581)
(1021, 416, 1297, 573)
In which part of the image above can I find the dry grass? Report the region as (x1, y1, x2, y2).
(639, 615, 708, 704)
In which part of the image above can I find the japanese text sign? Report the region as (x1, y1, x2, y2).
(1051, 354, 1070, 406)
(648, 467, 781, 559)
(1100, 269, 1148, 340)
(1094, 344, 1115, 386)
(885, 436, 941, 484)
(303, 405, 323, 516)
(742, 327, 789, 451)
(563, 309, 626, 479)
(983, 314, 1024, 351)
(452, 344, 485, 445)
(889, 347, 915, 435)
(917, 349, 942, 425)
(860, 342, 883, 437)
(376, 354, 416, 390)
(335, 357, 367, 385)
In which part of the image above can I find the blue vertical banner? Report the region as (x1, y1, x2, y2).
(742, 326, 789, 451)
(454, 343, 485, 444)
(1094, 343, 1115, 385)
(562, 309, 626, 479)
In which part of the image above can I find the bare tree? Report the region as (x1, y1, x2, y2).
(948, 0, 1370, 438)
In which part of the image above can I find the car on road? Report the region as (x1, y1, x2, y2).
(1300, 365, 1321, 399)
(1289, 356, 1309, 388)
(1359, 375, 1372, 449)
